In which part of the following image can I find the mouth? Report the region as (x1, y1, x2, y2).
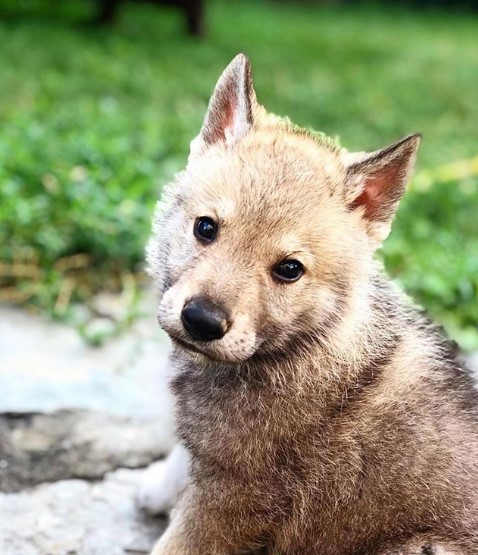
(170, 335, 217, 359)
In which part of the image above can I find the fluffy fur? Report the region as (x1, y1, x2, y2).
(145, 54, 478, 554)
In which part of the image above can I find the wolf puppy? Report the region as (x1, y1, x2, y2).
(146, 54, 478, 554)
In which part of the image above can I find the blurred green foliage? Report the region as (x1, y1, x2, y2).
(0, 0, 476, 347)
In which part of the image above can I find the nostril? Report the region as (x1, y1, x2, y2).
(181, 298, 229, 342)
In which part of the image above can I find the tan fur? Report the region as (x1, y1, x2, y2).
(147, 54, 478, 554)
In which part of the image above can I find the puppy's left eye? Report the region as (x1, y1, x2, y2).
(272, 259, 304, 283)
(194, 216, 218, 243)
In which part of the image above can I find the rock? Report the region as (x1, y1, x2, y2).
(0, 409, 172, 492)
(0, 303, 175, 423)
(0, 297, 174, 554)
(0, 468, 166, 555)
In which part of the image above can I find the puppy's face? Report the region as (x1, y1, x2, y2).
(148, 55, 420, 364)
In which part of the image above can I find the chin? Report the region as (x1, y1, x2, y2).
(172, 337, 256, 365)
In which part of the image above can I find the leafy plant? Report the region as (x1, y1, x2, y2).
(0, 0, 476, 348)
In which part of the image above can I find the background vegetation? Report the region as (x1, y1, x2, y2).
(0, 0, 477, 348)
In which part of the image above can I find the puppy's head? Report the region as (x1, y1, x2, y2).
(148, 54, 420, 364)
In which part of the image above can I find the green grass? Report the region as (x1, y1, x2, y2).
(0, 0, 477, 348)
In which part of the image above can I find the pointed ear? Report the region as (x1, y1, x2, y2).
(344, 134, 421, 241)
(190, 54, 257, 156)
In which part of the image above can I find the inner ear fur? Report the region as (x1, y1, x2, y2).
(345, 134, 421, 223)
(198, 53, 257, 149)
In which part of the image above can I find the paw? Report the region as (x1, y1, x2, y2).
(136, 444, 189, 515)
(137, 459, 178, 515)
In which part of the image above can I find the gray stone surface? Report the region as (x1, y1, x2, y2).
(0, 409, 171, 492)
(0, 296, 173, 555)
(0, 303, 174, 419)
(0, 468, 166, 555)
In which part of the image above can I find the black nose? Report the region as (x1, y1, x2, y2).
(181, 297, 229, 342)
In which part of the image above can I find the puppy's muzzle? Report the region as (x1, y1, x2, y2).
(181, 297, 230, 342)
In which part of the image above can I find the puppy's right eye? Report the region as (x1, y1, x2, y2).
(272, 259, 304, 283)
(194, 216, 218, 244)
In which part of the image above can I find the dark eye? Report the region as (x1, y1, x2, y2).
(272, 259, 304, 283)
(194, 216, 218, 243)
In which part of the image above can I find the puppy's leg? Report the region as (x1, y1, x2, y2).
(150, 508, 190, 555)
(150, 486, 263, 555)
(137, 443, 190, 515)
